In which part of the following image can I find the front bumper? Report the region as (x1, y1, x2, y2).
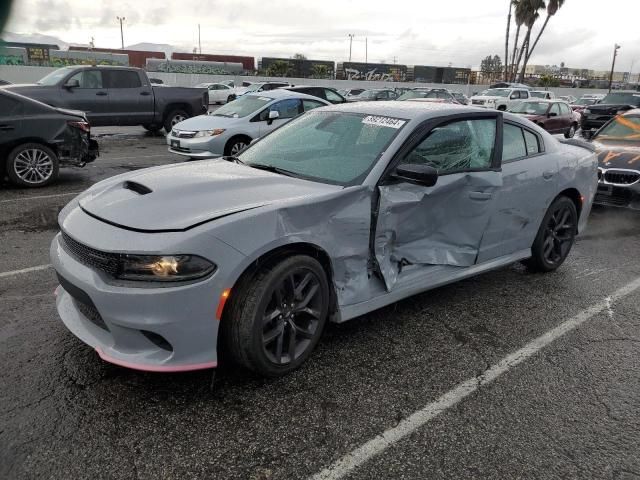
(50, 220, 244, 371)
(166, 133, 225, 159)
(594, 181, 640, 210)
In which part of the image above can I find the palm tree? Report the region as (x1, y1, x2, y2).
(515, 0, 546, 83)
(505, 0, 513, 80)
(509, 0, 526, 81)
(525, 0, 565, 65)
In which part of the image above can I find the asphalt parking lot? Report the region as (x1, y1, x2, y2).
(1, 128, 640, 480)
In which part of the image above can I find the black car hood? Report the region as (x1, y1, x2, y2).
(593, 139, 640, 169)
(586, 104, 636, 115)
(78, 161, 339, 232)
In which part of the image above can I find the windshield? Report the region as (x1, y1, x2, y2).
(483, 89, 510, 97)
(509, 101, 549, 115)
(195, 83, 210, 88)
(601, 93, 640, 106)
(358, 90, 377, 99)
(245, 83, 264, 93)
(239, 111, 405, 185)
(213, 95, 272, 118)
(36, 67, 73, 85)
(397, 90, 429, 100)
(530, 91, 548, 98)
(575, 98, 597, 106)
(596, 116, 640, 141)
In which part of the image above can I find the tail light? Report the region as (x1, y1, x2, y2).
(68, 120, 90, 133)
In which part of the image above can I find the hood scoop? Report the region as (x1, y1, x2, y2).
(122, 180, 152, 195)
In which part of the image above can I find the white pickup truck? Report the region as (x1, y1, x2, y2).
(470, 87, 530, 111)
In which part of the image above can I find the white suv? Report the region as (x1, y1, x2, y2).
(470, 88, 530, 110)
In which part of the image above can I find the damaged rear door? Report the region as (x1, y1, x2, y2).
(374, 113, 503, 290)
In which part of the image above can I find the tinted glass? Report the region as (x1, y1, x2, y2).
(68, 70, 103, 89)
(105, 70, 142, 88)
(502, 124, 527, 161)
(240, 112, 404, 185)
(36, 67, 74, 85)
(401, 118, 496, 173)
(324, 89, 343, 102)
(266, 99, 301, 119)
(550, 103, 561, 115)
(559, 103, 571, 115)
(523, 130, 540, 155)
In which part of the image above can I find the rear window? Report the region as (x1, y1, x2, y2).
(104, 70, 142, 88)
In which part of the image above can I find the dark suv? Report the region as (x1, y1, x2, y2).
(581, 91, 640, 134)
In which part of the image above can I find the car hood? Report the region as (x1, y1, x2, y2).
(592, 139, 640, 169)
(54, 107, 87, 120)
(470, 95, 503, 102)
(77, 161, 339, 232)
(172, 114, 245, 130)
(586, 104, 636, 115)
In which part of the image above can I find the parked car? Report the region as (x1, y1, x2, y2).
(451, 92, 470, 105)
(559, 95, 577, 104)
(590, 109, 640, 209)
(530, 90, 555, 100)
(195, 82, 247, 105)
(570, 97, 599, 114)
(399, 88, 462, 104)
(0, 79, 12, 85)
(490, 82, 531, 89)
(51, 101, 596, 376)
(237, 81, 291, 96)
(469, 87, 530, 110)
(508, 100, 578, 138)
(2, 66, 208, 133)
(396, 88, 432, 101)
(0, 89, 98, 187)
(348, 89, 398, 102)
(281, 86, 347, 104)
(167, 90, 329, 159)
(581, 91, 640, 134)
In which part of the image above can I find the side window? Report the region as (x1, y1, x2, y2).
(105, 70, 142, 88)
(208, 85, 218, 90)
(523, 130, 540, 155)
(509, 91, 518, 99)
(68, 70, 103, 89)
(264, 99, 301, 120)
(0, 95, 22, 115)
(502, 124, 527, 161)
(550, 103, 561, 116)
(303, 99, 325, 111)
(400, 118, 496, 173)
(559, 103, 571, 116)
(324, 89, 343, 102)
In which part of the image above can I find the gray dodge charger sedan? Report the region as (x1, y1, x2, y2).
(51, 102, 597, 376)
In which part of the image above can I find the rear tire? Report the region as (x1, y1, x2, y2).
(525, 196, 577, 272)
(143, 124, 162, 133)
(6, 143, 59, 188)
(497, 105, 507, 111)
(163, 109, 189, 133)
(222, 255, 329, 377)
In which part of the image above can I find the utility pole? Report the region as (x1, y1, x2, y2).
(365, 37, 368, 65)
(608, 43, 621, 93)
(348, 34, 354, 62)
(117, 16, 125, 49)
(393, 56, 397, 64)
(198, 24, 202, 55)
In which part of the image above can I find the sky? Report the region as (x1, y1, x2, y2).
(3, 0, 640, 71)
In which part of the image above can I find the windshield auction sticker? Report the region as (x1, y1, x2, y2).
(362, 115, 406, 129)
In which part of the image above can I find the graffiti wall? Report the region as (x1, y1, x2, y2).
(259, 57, 335, 79)
(337, 62, 407, 82)
(0, 47, 26, 65)
(146, 58, 244, 75)
(0, 47, 128, 66)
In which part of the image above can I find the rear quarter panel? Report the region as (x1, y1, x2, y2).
(152, 87, 208, 123)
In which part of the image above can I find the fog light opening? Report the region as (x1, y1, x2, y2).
(141, 330, 173, 352)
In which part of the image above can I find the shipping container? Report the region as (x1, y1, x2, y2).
(171, 53, 255, 72)
(69, 47, 165, 68)
(336, 62, 407, 82)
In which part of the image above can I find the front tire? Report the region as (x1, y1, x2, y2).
(223, 255, 330, 377)
(163, 109, 189, 133)
(6, 143, 59, 188)
(525, 196, 577, 272)
(227, 95, 236, 103)
(224, 136, 251, 156)
(565, 123, 577, 138)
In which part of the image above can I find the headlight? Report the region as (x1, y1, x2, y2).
(117, 254, 216, 282)
(584, 109, 591, 115)
(194, 129, 225, 138)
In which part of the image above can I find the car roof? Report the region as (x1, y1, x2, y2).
(319, 100, 483, 120)
(245, 89, 329, 102)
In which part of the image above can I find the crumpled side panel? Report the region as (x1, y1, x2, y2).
(375, 172, 501, 290)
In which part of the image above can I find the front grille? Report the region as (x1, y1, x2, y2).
(171, 129, 196, 139)
(603, 170, 640, 185)
(61, 232, 120, 276)
(472, 100, 485, 105)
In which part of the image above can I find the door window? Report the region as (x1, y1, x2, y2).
(523, 130, 540, 155)
(502, 123, 527, 161)
(400, 118, 496, 173)
(550, 103, 561, 116)
(68, 70, 103, 88)
(260, 99, 301, 120)
(559, 103, 571, 116)
(303, 99, 325, 111)
(104, 70, 141, 88)
(324, 89, 343, 103)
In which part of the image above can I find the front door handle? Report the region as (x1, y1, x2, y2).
(469, 191, 492, 200)
(96, 91, 108, 96)
(543, 170, 555, 180)
(0, 124, 14, 131)
(140, 91, 151, 96)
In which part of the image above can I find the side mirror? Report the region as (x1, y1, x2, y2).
(548, 112, 558, 117)
(394, 164, 438, 187)
(64, 79, 80, 89)
(267, 109, 279, 125)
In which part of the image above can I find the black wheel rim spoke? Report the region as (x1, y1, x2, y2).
(262, 267, 323, 365)
(542, 204, 575, 265)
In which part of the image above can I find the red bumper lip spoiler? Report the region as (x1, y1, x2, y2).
(95, 347, 217, 372)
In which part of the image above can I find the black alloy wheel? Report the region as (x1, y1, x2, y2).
(526, 196, 577, 272)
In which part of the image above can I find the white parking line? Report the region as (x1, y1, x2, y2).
(0, 264, 52, 278)
(0, 192, 81, 204)
(310, 276, 640, 480)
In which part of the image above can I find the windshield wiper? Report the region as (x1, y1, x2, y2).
(222, 155, 246, 165)
(247, 163, 299, 178)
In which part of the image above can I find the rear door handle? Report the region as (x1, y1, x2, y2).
(543, 170, 555, 180)
(0, 124, 15, 131)
(469, 191, 492, 200)
(96, 91, 108, 96)
(140, 91, 151, 96)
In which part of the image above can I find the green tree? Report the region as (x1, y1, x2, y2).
(292, 53, 307, 60)
(480, 55, 504, 83)
(267, 60, 292, 77)
(310, 64, 329, 79)
(538, 74, 560, 87)
(524, 0, 566, 73)
(504, 0, 514, 80)
(515, 0, 546, 83)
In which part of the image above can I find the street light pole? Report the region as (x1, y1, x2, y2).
(198, 24, 202, 55)
(608, 43, 621, 93)
(348, 34, 354, 62)
(117, 16, 125, 49)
